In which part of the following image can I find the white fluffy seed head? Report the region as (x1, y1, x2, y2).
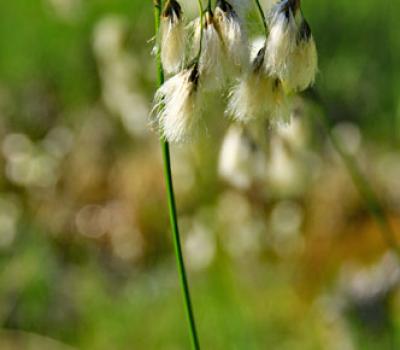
(281, 21, 318, 92)
(227, 74, 290, 124)
(214, 0, 249, 70)
(226, 45, 291, 124)
(265, 0, 318, 92)
(194, 10, 225, 89)
(152, 65, 201, 143)
(265, 0, 299, 76)
(160, 0, 186, 75)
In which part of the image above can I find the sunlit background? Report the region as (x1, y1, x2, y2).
(1, 0, 400, 349)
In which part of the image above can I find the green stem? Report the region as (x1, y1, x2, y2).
(306, 88, 400, 258)
(195, 0, 205, 62)
(153, 1, 201, 349)
(253, 0, 268, 37)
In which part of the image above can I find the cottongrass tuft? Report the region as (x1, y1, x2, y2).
(214, 0, 248, 70)
(281, 19, 318, 92)
(160, 0, 186, 75)
(227, 43, 290, 124)
(265, 0, 317, 92)
(265, 0, 299, 75)
(152, 64, 201, 143)
(195, 9, 225, 88)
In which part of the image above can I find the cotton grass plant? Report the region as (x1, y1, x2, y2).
(151, 0, 400, 348)
(153, 0, 317, 144)
(152, 0, 318, 348)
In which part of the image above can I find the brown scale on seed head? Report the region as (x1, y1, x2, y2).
(162, 0, 182, 21)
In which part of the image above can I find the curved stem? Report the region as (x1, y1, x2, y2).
(195, 0, 205, 62)
(305, 88, 400, 259)
(153, 1, 201, 349)
(253, 0, 268, 37)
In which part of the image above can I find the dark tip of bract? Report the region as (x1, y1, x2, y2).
(288, 0, 301, 12)
(252, 45, 266, 72)
(163, 0, 182, 20)
(273, 79, 282, 92)
(188, 64, 200, 86)
(298, 19, 312, 42)
(216, 0, 234, 13)
(277, 0, 300, 20)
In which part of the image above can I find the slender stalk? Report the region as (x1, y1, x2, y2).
(305, 88, 400, 258)
(153, 1, 201, 349)
(195, 0, 205, 62)
(253, 0, 268, 37)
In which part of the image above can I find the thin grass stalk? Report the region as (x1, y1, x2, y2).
(195, 0, 205, 61)
(253, 0, 268, 37)
(153, 1, 201, 348)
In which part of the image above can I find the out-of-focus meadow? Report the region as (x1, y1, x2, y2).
(1, 0, 400, 349)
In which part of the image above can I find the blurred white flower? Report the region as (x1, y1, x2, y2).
(0, 197, 20, 248)
(217, 191, 266, 258)
(46, 0, 82, 22)
(184, 219, 216, 271)
(93, 16, 149, 137)
(2, 133, 59, 188)
(218, 125, 267, 189)
(331, 122, 362, 155)
(270, 200, 304, 256)
(267, 134, 305, 195)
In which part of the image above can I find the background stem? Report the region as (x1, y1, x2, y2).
(253, 0, 268, 37)
(306, 88, 400, 258)
(153, 1, 201, 349)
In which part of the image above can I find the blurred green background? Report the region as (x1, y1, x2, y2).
(1, 0, 400, 349)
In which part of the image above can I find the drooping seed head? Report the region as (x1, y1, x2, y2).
(265, 0, 318, 92)
(160, 0, 186, 74)
(194, 9, 225, 89)
(152, 64, 201, 143)
(162, 0, 182, 21)
(214, 0, 249, 70)
(226, 36, 292, 125)
(281, 19, 318, 92)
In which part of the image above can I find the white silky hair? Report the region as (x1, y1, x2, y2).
(281, 34, 318, 92)
(152, 66, 200, 143)
(194, 12, 225, 89)
(265, 2, 298, 78)
(227, 41, 290, 124)
(227, 73, 272, 123)
(214, 1, 249, 70)
(265, 0, 318, 92)
(160, 9, 185, 74)
(227, 74, 291, 124)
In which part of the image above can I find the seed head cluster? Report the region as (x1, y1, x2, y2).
(152, 0, 318, 143)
